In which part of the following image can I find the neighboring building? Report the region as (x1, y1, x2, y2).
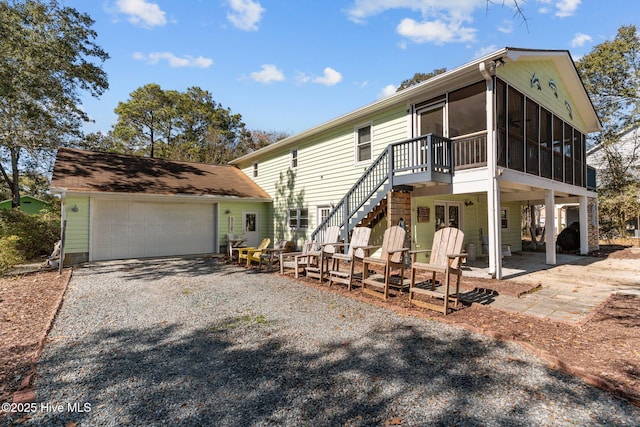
(231, 47, 601, 279)
(50, 148, 271, 264)
(587, 126, 640, 232)
(587, 126, 640, 182)
(0, 195, 51, 214)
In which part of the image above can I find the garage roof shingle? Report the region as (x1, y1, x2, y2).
(51, 148, 270, 200)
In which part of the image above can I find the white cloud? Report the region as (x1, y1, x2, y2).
(497, 19, 513, 34)
(296, 68, 343, 86)
(295, 72, 311, 84)
(473, 44, 499, 59)
(377, 84, 398, 99)
(397, 17, 476, 44)
(571, 32, 592, 48)
(250, 64, 285, 83)
(345, 0, 479, 44)
(133, 52, 213, 68)
(116, 0, 166, 28)
(312, 67, 343, 86)
(227, 0, 265, 31)
(555, 0, 581, 17)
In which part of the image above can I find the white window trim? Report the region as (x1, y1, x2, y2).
(317, 205, 331, 227)
(290, 148, 298, 170)
(252, 162, 258, 178)
(500, 207, 510, 230)
(354, 122, 373, 165)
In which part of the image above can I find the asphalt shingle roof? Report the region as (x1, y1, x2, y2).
(51, 148, 270, 200)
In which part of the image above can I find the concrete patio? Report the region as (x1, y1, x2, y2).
(461, 251, 640, 322)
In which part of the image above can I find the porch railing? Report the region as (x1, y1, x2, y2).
(311, 134, 453, 243)
(453, 132, 487, 170)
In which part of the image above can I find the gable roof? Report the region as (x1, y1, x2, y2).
(51, 148, 271, 200)
(230, 47, 600, 166)
(0, 195, 50, 206)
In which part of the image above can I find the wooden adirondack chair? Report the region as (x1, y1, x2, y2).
(237, 238, 270, 266)
(305, 226, 341, 281)
(280, 240, 318, 278)
(258, 240, 294, 269)
(409, 227, 466, 315)
(361, 226, 409, 299)
(328, 227, 372, 290)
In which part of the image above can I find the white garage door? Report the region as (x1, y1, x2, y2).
(92, 200, 215, 261)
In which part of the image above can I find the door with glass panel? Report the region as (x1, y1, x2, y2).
(242, 211, 260, 247)
(434, 202, 461, 231)
(416, 102, 445, 169)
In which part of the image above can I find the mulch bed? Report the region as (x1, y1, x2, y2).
(0, 270, 71, 408)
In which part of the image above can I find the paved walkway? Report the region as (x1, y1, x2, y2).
(462, 251, 640, 323)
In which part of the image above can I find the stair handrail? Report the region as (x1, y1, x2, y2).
(311, 144, 391, 241)
(311, 134, 452, 241)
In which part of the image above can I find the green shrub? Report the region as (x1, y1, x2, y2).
(0, 208, 60, 261)
(0, 235, 25, 272)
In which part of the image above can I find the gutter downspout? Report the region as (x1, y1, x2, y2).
(479, 62, 502, 279)
(59, 191, 66, 271)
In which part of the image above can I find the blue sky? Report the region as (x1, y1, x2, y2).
(64, 0, 638, 137)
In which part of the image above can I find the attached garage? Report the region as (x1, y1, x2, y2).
(91, 199, 217, 261)
(51, 148, 272, 264)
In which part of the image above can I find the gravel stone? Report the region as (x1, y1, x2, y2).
(16, 257, 640, 426)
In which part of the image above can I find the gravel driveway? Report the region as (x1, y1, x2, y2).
(22, 257, 640, 426)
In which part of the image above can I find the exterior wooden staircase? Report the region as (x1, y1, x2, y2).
(311, 134, 453, 245)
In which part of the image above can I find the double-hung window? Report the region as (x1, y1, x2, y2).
(290, 149, 298, 169)
(288, 208, 308, 229)
(355, 124, 372, 163)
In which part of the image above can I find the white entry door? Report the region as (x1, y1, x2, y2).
(242, 211, 261, 247)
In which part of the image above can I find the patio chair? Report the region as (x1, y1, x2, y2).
(328, 227, 372, 290)
(305, 226, 341, 282)
(280, 240, 318, 278)
(227, 233, 247, 259)
(237, 238, 270, 266)
(361, 226, 409, 300)
(408, 227, 466, 315)
(258, 240, 294, 269)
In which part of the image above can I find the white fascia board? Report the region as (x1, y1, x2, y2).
(230, 48, 510, 166)
(51, 189, 272, 203)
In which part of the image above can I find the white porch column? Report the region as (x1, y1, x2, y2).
(579, 195, 588, 255)
(480, 61, 502, 279)
(545, 190, 557, 265)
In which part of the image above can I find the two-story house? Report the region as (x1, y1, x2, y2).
(230, 47, 601, 279)
(51, 47, 600, 278)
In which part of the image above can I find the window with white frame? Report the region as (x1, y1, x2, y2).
(252, 162, 258, 177)
(500, 207, 509, 230)
(355, 124, 372, 163)
(288, 208, 308, 229)
(290, 148, 298, 169)
(318, 205, 331, 225)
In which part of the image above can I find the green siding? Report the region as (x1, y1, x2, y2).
(64, 196, 90, 254)
(0, 196, 50, 214)
(498, 60, 588, 132)
(239, 104, 408, 243)
(218, 201, 272, 246)
(411, 195, 522, 262)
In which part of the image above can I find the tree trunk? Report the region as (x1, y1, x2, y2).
(10, 147, 21, 208)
